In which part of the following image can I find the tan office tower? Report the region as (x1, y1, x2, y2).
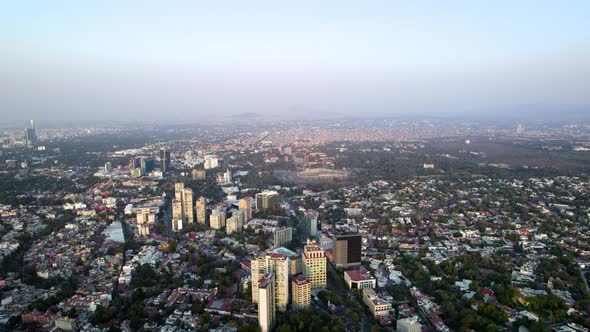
(258, 273, 276, 332)
(238, 197, 252, 221)
(182, 188, 194, 224)
(251, 252, 289, 311)
(291, 276, 311, 310)
(302, 240, 327, 289)
(196, 197, 206, 224)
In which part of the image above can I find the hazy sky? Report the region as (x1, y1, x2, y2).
(1, 1, 589, 125)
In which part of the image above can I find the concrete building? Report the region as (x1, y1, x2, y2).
(196, 197, 207, 224)
(226, 213, 243, 234)
(104, 162, 112, 173)
(172, 200, 183, 231)
(397, 316, 422, 332)
(191, 169, 206, 180)
(302, 240, 327, 289)
(305, 211, 318, 237)
(209, 207, 226, 230)
(238, 197, 253, 221)
(258, 273, 276, 332)
(173, 183, 194, 226)
(204, 155, 219, 169)
(251, 252, 290, 311)
(273, 227, 292, 247)
(362, 288, 391, 317)
(181, 189, 194, 224)
(272, 247, 301, 276)
(344, 266, 376, 290)
(256, 191, 280, 211)
(333, 234, 362, 268)
(291, 276, 311, 310)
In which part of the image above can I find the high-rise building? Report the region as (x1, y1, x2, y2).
(238, 197, 252, 221)
(226, 210, 244, 234)
(251, 252, 289, 311)
(140, 157, 155, 174)
(196, 197, 207, 224)
(136, 210, 153, 236)
(159, 148, 171, 173)
(172, 199, 183, 220)
(104, 162, 112, 173)
(291, 276, 311, 310)
(333, 234, 362, 268)
(182, 189, 194, 225)
(204, 155, 219, 169)
(305, 211, 318, 237)
(25, 120, 37, 147)
(273, 227, 292, 247)
(258, 273, 276, 332)
(209, 207, 226, 230)
(173, 183, 194, 226)
(255, 191, 280, 211)
(302, 240, 327, 289)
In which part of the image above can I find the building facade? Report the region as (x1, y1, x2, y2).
(302, 241, 327, 289)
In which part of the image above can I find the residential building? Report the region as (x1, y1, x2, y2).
(251, 252, 289, 311)
(238, 197, 253, 221)
(209, 207, 226, 230)
(256, 191, 280, 211)
(258, 273, 275, 332)
(196, 197, 206, 224)
(291, 276, 311, 310)
(273, 227, 292, 247)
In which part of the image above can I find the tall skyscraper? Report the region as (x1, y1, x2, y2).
(251, 252, 289, 311)
(258, 273, 276, 332)
(104, 162, 112, 173)
(333, 234, 362, 268)
(302, 240, 327, 289)
(172, 199, 183, 232)
(140, 157, 155, 174)
(196, 197, 207, 224)
(159, 148, 171, 173)
(173, 183, 194, 226)
(291, 276, 311, 310)
(25, 120, 37, 147)
(238, 197, 253, 221)
(255, 191, 280, 211)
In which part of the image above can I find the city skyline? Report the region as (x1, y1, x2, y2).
(1, 1, 589, 124)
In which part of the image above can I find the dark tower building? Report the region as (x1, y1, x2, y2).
(333, 234, 362, 268)
(159, 148, 171, 173)
(25, 120, 37, 147)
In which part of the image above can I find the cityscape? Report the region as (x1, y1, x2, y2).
(2, 1, 590, 332)
(0, 119, 590, 331)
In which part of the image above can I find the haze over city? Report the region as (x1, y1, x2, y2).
(1, 1, 590, 126)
